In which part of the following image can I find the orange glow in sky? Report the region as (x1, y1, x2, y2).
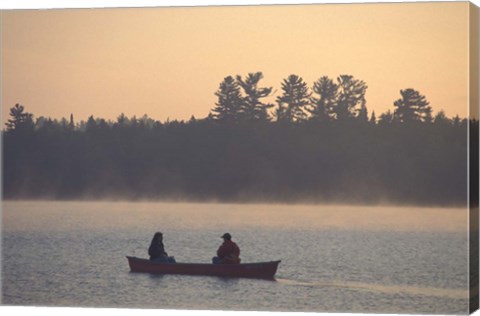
(1, 2, 471, 123)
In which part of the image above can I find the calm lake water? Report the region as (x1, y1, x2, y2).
(1, 201, 470, 314)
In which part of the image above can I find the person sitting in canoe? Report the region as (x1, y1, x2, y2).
(148, 232, 176, 263)
(212, 233, 241, 264)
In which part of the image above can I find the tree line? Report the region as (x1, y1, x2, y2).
(211, 72, 434, 125)
(3, 72, 473, 206)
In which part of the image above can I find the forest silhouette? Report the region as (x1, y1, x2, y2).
(3, 73, 475, 206)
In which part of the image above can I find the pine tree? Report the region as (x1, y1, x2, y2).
(236, 72, 273, 122)
(212, 76, 243, 123)
(276, 74, 311, 123)
(378, 110, 394, 125)
(358, 102, 369, 122)
(116, 113, 128, 126)
(453, 115, 461, 127)
(370, 111, 377, 125)
(86, 115, 97, 131)
(433, 110, 451, 126)
(5, 103, 34, 132)
(393, 89, 432, 123)
(69, 114, 75, 130)
(308, 76, 337, 122)
(334, 75, 368, 121)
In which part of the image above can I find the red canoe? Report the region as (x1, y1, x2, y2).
(126, 256, 280, 279)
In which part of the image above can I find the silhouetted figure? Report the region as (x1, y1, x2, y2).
(148, 232, 175, 263)
(212, 233, 241, 264)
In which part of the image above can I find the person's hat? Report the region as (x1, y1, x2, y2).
(221, 233, 232, 240)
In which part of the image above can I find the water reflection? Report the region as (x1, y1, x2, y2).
(276, 278, 468, 299)
(1, 201, 470, 314)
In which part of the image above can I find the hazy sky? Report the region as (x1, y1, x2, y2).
(1, 2, 472, 124)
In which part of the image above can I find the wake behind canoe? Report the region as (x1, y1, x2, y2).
(126, 256, 280, 279)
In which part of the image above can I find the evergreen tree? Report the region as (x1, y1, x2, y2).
(130, 115, 139, 128)
(60, 118, 69, 129)
(358, 103, 369, 122)
(86, 115, 97, 131)
(139, 114, 155, 129)
(236, 72, 274, 122)
(453, 115, 461, 127)
(206, 112, 215, 121)
(212, 76, 243, 123)
(433, 110, 451, 127)
(424, 109, 433, 124)
(393, 88, 432, 123)
(116, 113, 128, 126)
(69, 114, 75, 130)
(308, 76, 337, 122)
(334, 75, 368, 121)
(5, 103, 34, 132)
(370, 111, 377, 125)
(276, 74, 311, 123)
(378, 110, 394, 125)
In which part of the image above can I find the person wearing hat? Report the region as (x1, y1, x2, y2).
(212, 233, 241, 264)
(148, 232, 176, 263)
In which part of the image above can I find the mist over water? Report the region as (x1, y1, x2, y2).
(3, 200, 467, 232)
(2, 201, 470, 314)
